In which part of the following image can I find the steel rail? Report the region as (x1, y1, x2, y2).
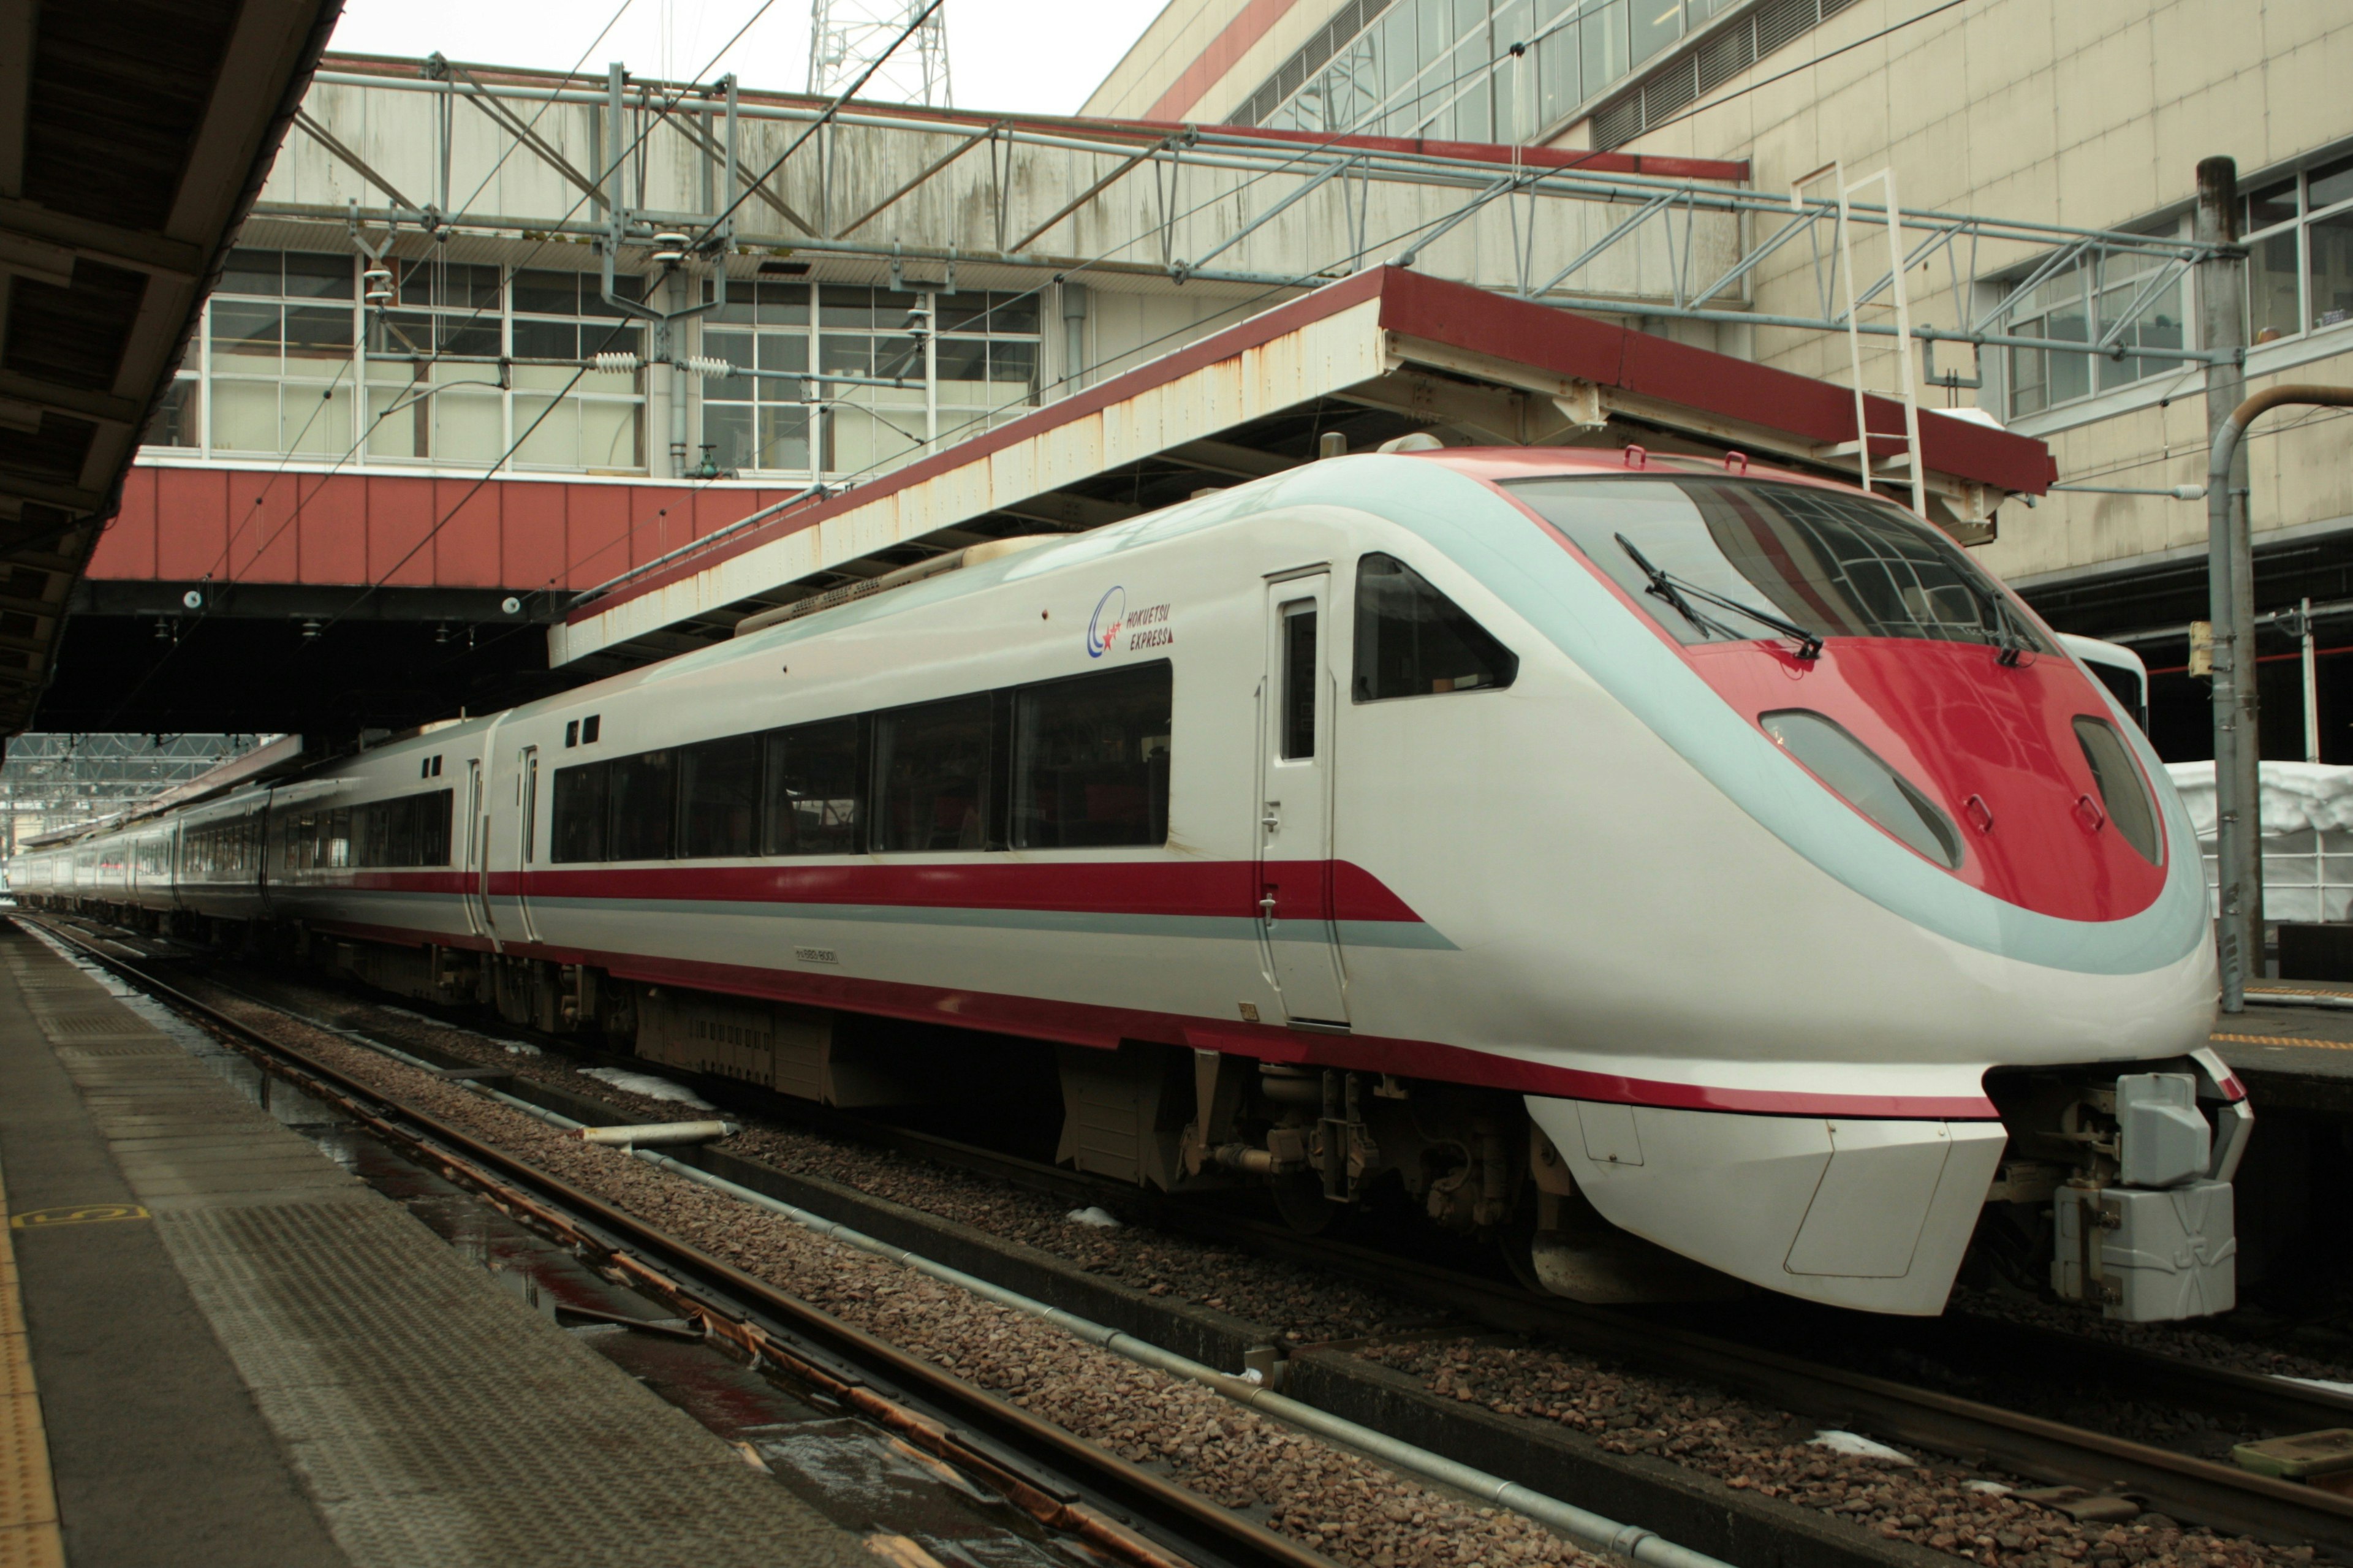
(28, 922, 1332, 1568)
(55, 918, 2353, 1551)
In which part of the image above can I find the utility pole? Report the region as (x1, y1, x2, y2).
(2198, 156, 2257, 1010)
(808, 0, 952, 107)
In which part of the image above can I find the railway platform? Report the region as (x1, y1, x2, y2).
(0, 920, 866, 1568)
(2211, 985, 2353, 1115)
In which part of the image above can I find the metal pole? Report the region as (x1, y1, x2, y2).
(2303, 597, 2321, 764)
(2197, 157, 2257, 1010)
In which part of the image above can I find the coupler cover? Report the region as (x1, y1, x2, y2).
(2053, 1180, 2236, 1322)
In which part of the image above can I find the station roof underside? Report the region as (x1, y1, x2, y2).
(0, 0, 340, 739)
(553, 265, 2056, 676)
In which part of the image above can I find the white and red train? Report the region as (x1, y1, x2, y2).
(13, 447, 2247, 1321)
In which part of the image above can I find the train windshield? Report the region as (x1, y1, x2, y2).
(1506, 476, 2052, 656)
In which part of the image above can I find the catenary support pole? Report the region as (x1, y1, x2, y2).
(2197, 158, 2257, 1012)
(2208, 382, 2353, 1006)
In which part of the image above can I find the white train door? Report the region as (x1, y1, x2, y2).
(1258, 571, 1350, 1026)
(513, 744, 541, 944)
(461, 758, 493, 944)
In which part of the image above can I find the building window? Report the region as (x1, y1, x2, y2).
(2001, 230, 2187, 420)
(2242, 153, 2353, 344)
(702, 281, 1042, 482)
(205, 247, 356, 457)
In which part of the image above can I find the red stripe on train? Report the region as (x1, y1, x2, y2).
(308, 915, 2000, 1121)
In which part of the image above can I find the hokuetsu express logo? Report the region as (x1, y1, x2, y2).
(1086, 586, 1173, 658)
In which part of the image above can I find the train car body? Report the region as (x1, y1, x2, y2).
(19, 449, 2242, 1322)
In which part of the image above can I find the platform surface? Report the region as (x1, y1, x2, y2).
(0, 920, 865, 1568)
(2211, 983, 2353, 1113)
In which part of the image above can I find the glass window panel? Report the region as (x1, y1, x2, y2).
(2094, 270, 2183, 392)
(1493, 0, 1533, 135)
(211, 301, 281, 369)
(874, 695, 993, 852)
(512, 319, 578, 360)
(988, 339, 1037, 393)
(756, 405, 811, 471)
(1582, 0, 1629, 98)
(986, 291, 1040, 335)
(377, 310, 435, 358)
(282, 252, 353, 299)
(1510, 476, 2052, 654)
(1281, 602, 1317, 760)
(284, 305, 352, 366)
(605, 750, 675, 860)
(819, 335, 872, 376)
(220, 248, 280, 296)
(439, 317, 501, 358)
(2309, 211, 2353, 331)
(435, 389, 507, 464)
(757, 330, 809, 376)
(874, 335, 925, 381)
(680, 734, 760, 858)
(2007, 344, 2047, 418)
(703, 402, 754, 470)
(579, 274, 643, 317)
(1353, 552, 1519, 699)
(933, 292, 996, 332)
(2253, 230, 2301, 341)
(1630, 0, 1681, 64)
(1538, 16, 1580, 124)
(2245, 178, 2298, 233)
(762, 717, 862, 855)
(211, 380, 278, 452)
(819, 286, 873, 328)
(935, 337, 987, 386)
(143, 379, 199, 449)
(826, 405, 922, 473)
(1012, 662, 1173, 849)
(2310, 154, 2353, 214)
(513, 270, 580, 315)
(583, 399, 640, 468)
(284, 385, 352, 455)
(754, 281, 811, 325)
(700, 330, 755, 400)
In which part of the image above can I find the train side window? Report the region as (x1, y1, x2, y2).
(762, 717, 863, 855)
(607, 750, 676, 861)
(1012, 662, 1172, 849)
(565, 720, 579, 748)
(874, 695, 994, 852)
(1352, 553, 1518, 701)
(1280, 600, 1317, 759)
(680, 734, 760, 858)
(551, 762, 608, 862)
(582, 714, 601, 744)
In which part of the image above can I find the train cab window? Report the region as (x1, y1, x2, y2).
(680, 735, 760, 858)
(874, 695, 994, 852)
(551, 762, 607, 862)
(1280, 601, 1317, 759)
(1012, 662, 1172, 849)
(1353, 553, 1518, 700)
(762, 718, 862, 855)
(606, 750, 675, 861)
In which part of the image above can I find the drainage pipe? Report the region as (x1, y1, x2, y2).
(579, 1119, 737, 1146)
(2207, 381, 2353, 1010)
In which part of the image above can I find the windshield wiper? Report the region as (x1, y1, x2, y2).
(1615, 534, 1824, 661)
(1957, 577, 2034, 666)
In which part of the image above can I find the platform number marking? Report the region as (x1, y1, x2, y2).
(10, 1203, 151, 1229)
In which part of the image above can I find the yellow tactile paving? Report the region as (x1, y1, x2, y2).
(2213, 1030, 2353, 1050)
(0, 1175, 61, 1568)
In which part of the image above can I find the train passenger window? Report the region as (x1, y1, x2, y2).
(607, 750, 675, 861)
(1280, 601, 1317, 760)
(551, 762, 607, 862)
(762, 718, 862, 855)
(1352, 554, 1518, 701)
(680, 735, 760, 858)
(874, 695, 993, 852)
(1012, 662, 1172, 849)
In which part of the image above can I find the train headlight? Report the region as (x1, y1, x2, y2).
(2072, 718, 2162, 863)
(1760, 709, 1963, 869)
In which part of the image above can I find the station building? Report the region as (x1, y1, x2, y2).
(1086, 0, 2353, 762)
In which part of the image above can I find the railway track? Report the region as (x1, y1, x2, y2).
(38, 912, 2353, 1559)
(23, 916, 1330, 1568)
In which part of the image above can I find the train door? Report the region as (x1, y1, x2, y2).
(1257, 571, 1350, 1026)
(513, 745, 541, 944)
(461, 758, 493, 944)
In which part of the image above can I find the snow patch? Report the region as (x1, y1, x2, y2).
(1964, 1480, 2013, 1496)
(577, 1067, 715, 1108)
(2282, 1374, 2353, 1399)
(1065, 1206, 1123, 1229)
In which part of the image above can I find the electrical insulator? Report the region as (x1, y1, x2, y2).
(650, 231, 691, 266)
(681, 357, 736, 379)
(362, 268, 393, 304)
(590, 352, 640, 374)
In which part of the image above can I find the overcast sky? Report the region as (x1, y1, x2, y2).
(327, 0, 1166, 117)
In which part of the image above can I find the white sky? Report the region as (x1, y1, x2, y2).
(327, 0, 1168, 118)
